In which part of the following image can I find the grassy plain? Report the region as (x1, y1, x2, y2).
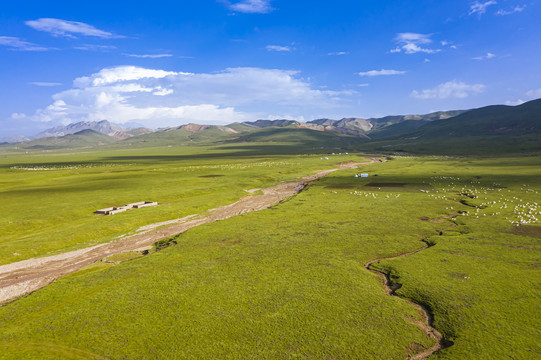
(0, 148, 540, 359)
(371, 156, 541, 359)
(0, 142, 356, 265)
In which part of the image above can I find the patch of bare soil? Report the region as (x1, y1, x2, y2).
(244, 188, 261, 193)
(335, 160, 358, 166)
(510, 225, 541, 238)
(0, 158, 377, 305)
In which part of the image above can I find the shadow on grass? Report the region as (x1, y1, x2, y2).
(99, 144, 358, 163)
(312, 172, 541, 192)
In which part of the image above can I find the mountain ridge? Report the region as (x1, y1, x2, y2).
(2, 99, 539, 156)
(3, 109, 466, 144)
(32, 120, 148, 140)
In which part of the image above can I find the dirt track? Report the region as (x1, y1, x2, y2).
(0, 159, 374, 305)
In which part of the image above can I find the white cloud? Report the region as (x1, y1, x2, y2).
(25, 18, 123, 38)
(29, 82, 62, 86)
(74, 66, 180, 87)
(328, 51, 348, 56)
(74, 44, 117, 51)
(11, 113, 26, 119)
(266, 45, 292, 52)
(153, 87, 174, 96)
(0, 36, 50, 51)
(411, 80, 486, 99)
(496, 5, 526, 15)
(358, 69, 406, 76)
(227, 0, 273, 13)
(124, 53, 173, 58)
(526, 88, 541, 98)
(392, 33, 440, 54)
(266, 114, 305, 121)
(13, 66, 354, 128)
(473, 52, 496, 60)
(469, 1, 497, 16)
(505, 99, 525, 105)
(397, 33, 432, 44)
(441, 41, 457, 49)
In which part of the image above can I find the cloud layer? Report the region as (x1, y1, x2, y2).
(227, 0, 273, 14)
(473, 52, 495, 60)
(358, 69, 406, 76)
(496, 5, 526, 15)
(411, 80, 485, 99)
(469, 1, 497, 16)
(0, 36, 50, 51)
(25, 18, 123, 38)
(29, 82, 62, 87)
(13, 66, 353, 128)
(391, 33, 440, 54)
(526, 88, 541, 98)
(266, 45, 292, 52)
(124, 53, 173, 58)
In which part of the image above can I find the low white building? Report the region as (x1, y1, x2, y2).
(95, 201, 158, 215)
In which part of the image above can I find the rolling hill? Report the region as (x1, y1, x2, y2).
(365, 98, 541, 155)
(1, 129, 117, 150)
(32, 120, 139, 140)
(398, 99, 540, 138)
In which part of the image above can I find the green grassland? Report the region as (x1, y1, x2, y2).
(0, 142, 359, 265)
(360, 99, 541, 156)
(0, 154, 540, 359)
(371, 157, 541, 359)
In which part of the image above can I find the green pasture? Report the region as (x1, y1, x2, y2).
(0, 157, 446, 359)
(371, 156, 541, 359)
(0, 154, 540, 359)
(0, 143, 358, 265)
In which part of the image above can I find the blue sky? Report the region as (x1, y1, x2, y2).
(1, 0, 540, 137)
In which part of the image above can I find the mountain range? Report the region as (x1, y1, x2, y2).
(0, 120, 153, 144)
(1, 99, 539, 155)
(1, 110, 467, 144)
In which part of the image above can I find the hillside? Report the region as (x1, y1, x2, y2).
(404, 99, 540, 138)
(111, 124, 240, 148)
(1, 129, 117, 150)
(368, 120, 430, 139)
(224, 126, 367, 154)
(27, 120, 154, 141)
(365, 98, 541, 155)
(242, 119, 370, 138)
(307, 110, 466, 134)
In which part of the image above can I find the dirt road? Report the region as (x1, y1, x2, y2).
(0, 159, 375, 305)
